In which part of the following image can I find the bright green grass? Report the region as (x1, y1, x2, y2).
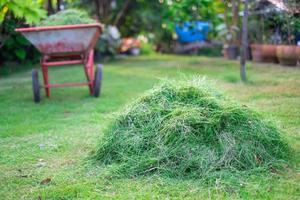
(0, 55, 299, 199)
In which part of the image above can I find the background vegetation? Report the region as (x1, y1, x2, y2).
(1, 0, 299, 67)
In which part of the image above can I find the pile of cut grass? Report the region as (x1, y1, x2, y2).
(94, 78, 290, 179)
(39, 9, 96, 26)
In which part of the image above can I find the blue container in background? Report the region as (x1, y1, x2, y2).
(175, 21, 210, 43)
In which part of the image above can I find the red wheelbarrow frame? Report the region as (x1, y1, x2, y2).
(16, 24, 102, 102)
(40, 50, 95, 97)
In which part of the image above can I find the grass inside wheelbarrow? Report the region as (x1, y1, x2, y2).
(39, 9, 96, 26)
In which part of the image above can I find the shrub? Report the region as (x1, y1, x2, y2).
(0, 18, 40, 64)
(197, 45, 222, 57)
(140, 42, 156, 55)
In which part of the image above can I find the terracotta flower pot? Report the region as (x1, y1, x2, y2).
(250, 44, 263, 62)
(276, 45, 298, 66)
(223, 44, 239, 60)
(297, 46, 300, 64)
(261, 44, 278, 63)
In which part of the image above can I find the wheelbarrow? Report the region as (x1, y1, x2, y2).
(15, 23, 102, 103)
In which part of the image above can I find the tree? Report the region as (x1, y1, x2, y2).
(47, 0, 55, 14)
(57, 0, 62, 11)
(113, 0, 131, 26)
(0, 0, 46, 24)
(240, 0, 249, 82)
(161, 0, 223, 34)
(0, 0, 46, 46)
(94, 0, 112, 23)
(0, 0, 46, 62)
(231, 0, 241, 45)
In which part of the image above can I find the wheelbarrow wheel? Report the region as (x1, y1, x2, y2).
(93, 64, 103, 97)
(32, 69, 41, 103)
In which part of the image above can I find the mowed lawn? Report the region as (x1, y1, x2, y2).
(0, 55, 299, 199)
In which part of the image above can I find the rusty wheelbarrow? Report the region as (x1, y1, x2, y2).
(16, 23, 102, 103)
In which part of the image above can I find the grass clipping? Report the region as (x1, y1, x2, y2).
(39, 9, 96, 26)
(95, 78, 290, 179)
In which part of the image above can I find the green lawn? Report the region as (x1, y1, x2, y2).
(0, 55, 299, 199)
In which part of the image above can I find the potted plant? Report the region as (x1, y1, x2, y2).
(217, 0, 241, 60)
(216, 23, 240, 60)
(297, 45, 300, 64)
(248, 15, 264, 62)
(275, 12, 298, 66)
(261, 43, 278, 63)
(251, 43, 278, 63)
(276, 45, 298, 66)
(250, 44, 263, 62)
(297, 32, 300, 64)
(260, 15, 281, 63)
(249, 11, 279, 63)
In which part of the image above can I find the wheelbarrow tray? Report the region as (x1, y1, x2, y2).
(15, 23, 102, 55)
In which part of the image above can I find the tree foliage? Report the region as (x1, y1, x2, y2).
(161, 0, 224, 33)
(0, 0, 45, 63)
(0, 0, 46, 24)
(71, 0, 224, 44)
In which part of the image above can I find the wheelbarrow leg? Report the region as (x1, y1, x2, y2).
(41, 63, 50, 98)
(89, 50, 94, 84)
(84, 50, 94, 95)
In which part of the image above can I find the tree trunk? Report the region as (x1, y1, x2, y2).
(231, 0, 241, 45)
(232, 0, 240, 27)
(95, 0, 112, 23)
(95, 0, 101, 19)
(113, 0, 131, 26)
(57, 0, 62, 11)
(224, 1, 229, 30)
(47, 0, 54, 15)
(240, 0, 249, 82)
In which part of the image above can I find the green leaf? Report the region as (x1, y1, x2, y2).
(14, 48, 26, 60)
(2, 0, 46, 25)
(15, 35, 29, 45)
(5, 37, 15, 48)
